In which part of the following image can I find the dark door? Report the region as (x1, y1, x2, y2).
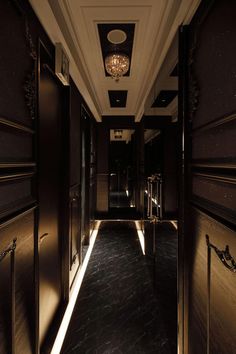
(179, 1, 236, 353)
(80, 107, 90, 247)
(38, 60, 64, 347)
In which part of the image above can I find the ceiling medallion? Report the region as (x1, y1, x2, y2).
(105, 53, 129, 82)
(107, 29, 127, 44)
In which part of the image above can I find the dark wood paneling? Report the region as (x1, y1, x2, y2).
(0, 208, 35, 354)
(0, 0, 33, 125)
(38, 55, 64, 349)
(0, 129, 33, 162)
(70, 79, 81, 186)
(181, 1, 236, 353)
(192, 115, 236, 160)
(80, 106, 92, 244)
(189, 208, 236, 354)
(162, 124, 178, 218)
(69, 185, 80, 287)
(188, 208, 208, 354)
(191, 173, 236, 224)
(192, 1, 236, 130)
(208, 224, 236, 354)
(0, 174, 35, 219)
(0, 237, 16, 354)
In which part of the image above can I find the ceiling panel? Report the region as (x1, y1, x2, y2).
(30, 0, 201, 121)
(108, 90, 128, 107)
(151, 90, 178, 108)
(97, 23, 135, 77)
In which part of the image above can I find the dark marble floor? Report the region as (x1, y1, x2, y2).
(61, 221, 177, 354)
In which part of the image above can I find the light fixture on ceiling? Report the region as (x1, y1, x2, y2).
(105, 53, 129, 82)
(114, 129, 123, 139)
(107, 29, 127, 44)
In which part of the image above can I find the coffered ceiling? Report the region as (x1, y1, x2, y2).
(29, 0, 200, 122)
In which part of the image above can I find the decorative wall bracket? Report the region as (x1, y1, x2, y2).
(206, 235, 236, 273)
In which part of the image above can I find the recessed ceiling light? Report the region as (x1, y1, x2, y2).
(116, 99, 120, 102)
(107, 29, 127, 44)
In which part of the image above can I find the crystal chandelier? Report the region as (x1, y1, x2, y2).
(105, 53, 129, 82)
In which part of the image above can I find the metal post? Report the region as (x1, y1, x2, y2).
(150, 179, 153, 219)
(147, 179, 150, 217)
(159, 177, 163, 220)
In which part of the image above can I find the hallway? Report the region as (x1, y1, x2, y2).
(61, 221, 177, 354)
(1, 1, 236, 353)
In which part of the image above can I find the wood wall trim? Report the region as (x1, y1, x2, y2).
(192, 172, 236, 185)
(192, 112, 236, 134)
(191, 196, 236, 230)
(0, 162, 36, 169)
(192, 160, 236, 170)
(0, 117, 35, 134)
(191, 203, 236, 231)
(0, 204, 37, 229)
(0, 172, 35, 182)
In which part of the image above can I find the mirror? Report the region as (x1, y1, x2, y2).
(109, 129, 135, 209)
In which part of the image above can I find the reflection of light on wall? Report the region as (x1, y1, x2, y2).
(170, 220, 178, 230)
(51, 221, 101, 354)
(126, 189, 129, 197)
(135, 221, 145, 255)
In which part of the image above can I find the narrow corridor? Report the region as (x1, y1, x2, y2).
(61, 221, 177, 354)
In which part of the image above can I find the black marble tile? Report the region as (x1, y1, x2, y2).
(61, 221, 177, 354)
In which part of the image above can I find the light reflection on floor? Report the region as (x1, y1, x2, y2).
(51, 221, 101, 354)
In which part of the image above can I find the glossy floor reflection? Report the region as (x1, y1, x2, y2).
(61, 221, 177, 354)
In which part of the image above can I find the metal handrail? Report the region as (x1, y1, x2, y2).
(146, 174, 163, 220)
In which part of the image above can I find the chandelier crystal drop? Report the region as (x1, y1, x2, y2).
(105, 53, 129, 82)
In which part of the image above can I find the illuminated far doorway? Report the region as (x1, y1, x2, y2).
(109, 129, 135, 209)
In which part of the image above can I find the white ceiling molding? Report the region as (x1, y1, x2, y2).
(29, 0, 102, 121)
(29, 0, 201, 122)
(144, 32, 178, 117)
(135, 0, 201, 121)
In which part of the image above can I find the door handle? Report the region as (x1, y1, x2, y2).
(39, 233, 49, 244)
(206, 235, 236, 273)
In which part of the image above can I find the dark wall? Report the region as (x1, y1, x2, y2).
(144, 123, 178, 219)
(0, 0, 54, 125)
(0, 1, 54, 353)
(179, 1, 236, 353)
(162, 124, 178, 218)
(0, 1, 97, 352)
(145, 135, 162, 176)
(70, 79, 82, 187)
